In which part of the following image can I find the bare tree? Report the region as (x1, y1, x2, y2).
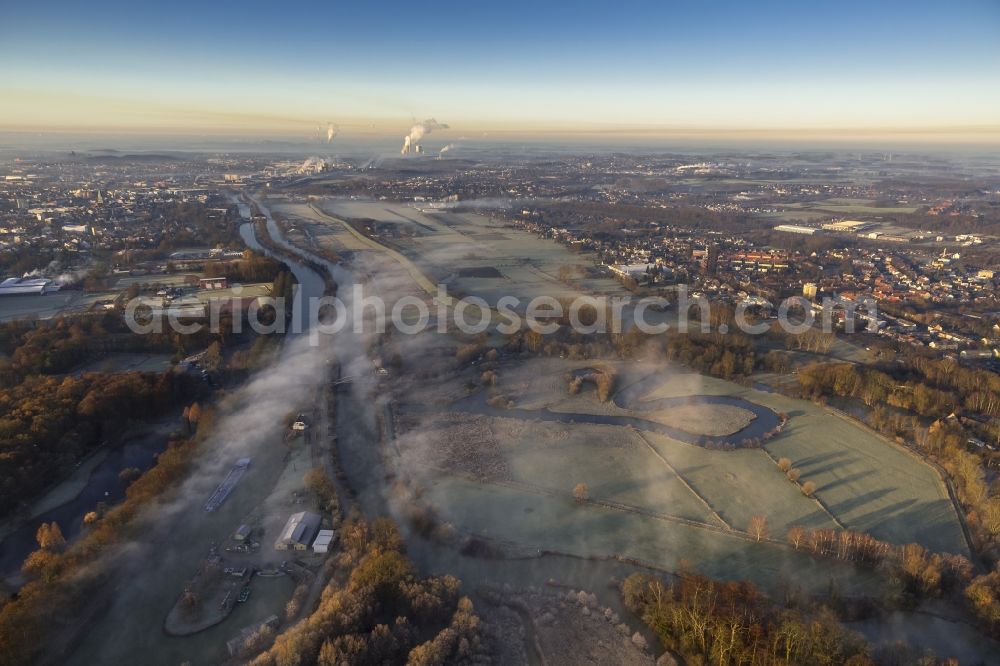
(786, 468, 801, 482)
(749, 515, 769, 541)
(801, 481, 817, 497)
(573, 483, 589, 502)
(787, 525, 805, 549)
(777, 457, 792, 472)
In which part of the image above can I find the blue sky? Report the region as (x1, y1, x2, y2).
(2, 0, 999, 139)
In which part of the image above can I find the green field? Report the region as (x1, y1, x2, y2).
(401, 356, 968, 587)
(814, 204, 919, 215)
(316, 199, 624, 306)
(756, 210, 829, 222)
(422, 475, 882, 596)
(642, 432, 839, 534)
(759, 198, 919, 222)
(646, 369, 968, 555)
(496, 419, 719, 525)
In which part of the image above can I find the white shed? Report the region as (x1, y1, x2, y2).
(312, 529, 335, 553)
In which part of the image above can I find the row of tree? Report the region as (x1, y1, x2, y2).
(200, 252, 287, 283)
(798, 360, 1000, 420)
(0, 314, 216, 388)
(622, 571, 877, 666)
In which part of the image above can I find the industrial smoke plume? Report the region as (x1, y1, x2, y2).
(401, 118, 448, 155)
(316, 122, 338, 144)
(437, 143, 456, 158)
(299, 157, 328, 173)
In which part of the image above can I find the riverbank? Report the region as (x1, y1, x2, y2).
(0, 417, 184, 585)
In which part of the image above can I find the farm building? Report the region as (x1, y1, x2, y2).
(274, 511, 321, 551)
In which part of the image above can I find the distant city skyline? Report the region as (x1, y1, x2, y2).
(2, 0, 999, 143)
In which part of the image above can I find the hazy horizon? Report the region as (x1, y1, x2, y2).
(2, 0, 999, 144)
(3, 129, 1000, 159)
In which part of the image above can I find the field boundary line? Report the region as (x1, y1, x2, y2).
(758, 445, 847, 530)
(404, 460, 788, 548)
(631, 429, 732, 530)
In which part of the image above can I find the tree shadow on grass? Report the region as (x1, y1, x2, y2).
(863, 500, 968, 555)
(827, 487, 895, 518)
(793, 449, 850, 472)
(843, 498, 917, 538)
(818, 469, 876, 493)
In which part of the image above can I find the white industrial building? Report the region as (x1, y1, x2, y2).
(773, 224, 819, 236)
(274, 511, 321, 551)
(822, 220, 875, 233)
(312, 529, 335, 553)
(0, 277, 57, 295)
(606, 263, 652, 279)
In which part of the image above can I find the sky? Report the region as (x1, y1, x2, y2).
(1, 0, 999, 143)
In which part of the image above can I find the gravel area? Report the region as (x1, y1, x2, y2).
(479, 584, 656, 666)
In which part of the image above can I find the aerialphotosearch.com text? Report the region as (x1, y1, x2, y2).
(124, 283, 879, 343)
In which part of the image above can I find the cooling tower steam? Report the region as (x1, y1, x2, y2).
(401, 118, 448, 154)
(315, 122, 338, 144)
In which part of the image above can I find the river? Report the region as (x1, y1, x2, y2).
(237, 198, 328, 333)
